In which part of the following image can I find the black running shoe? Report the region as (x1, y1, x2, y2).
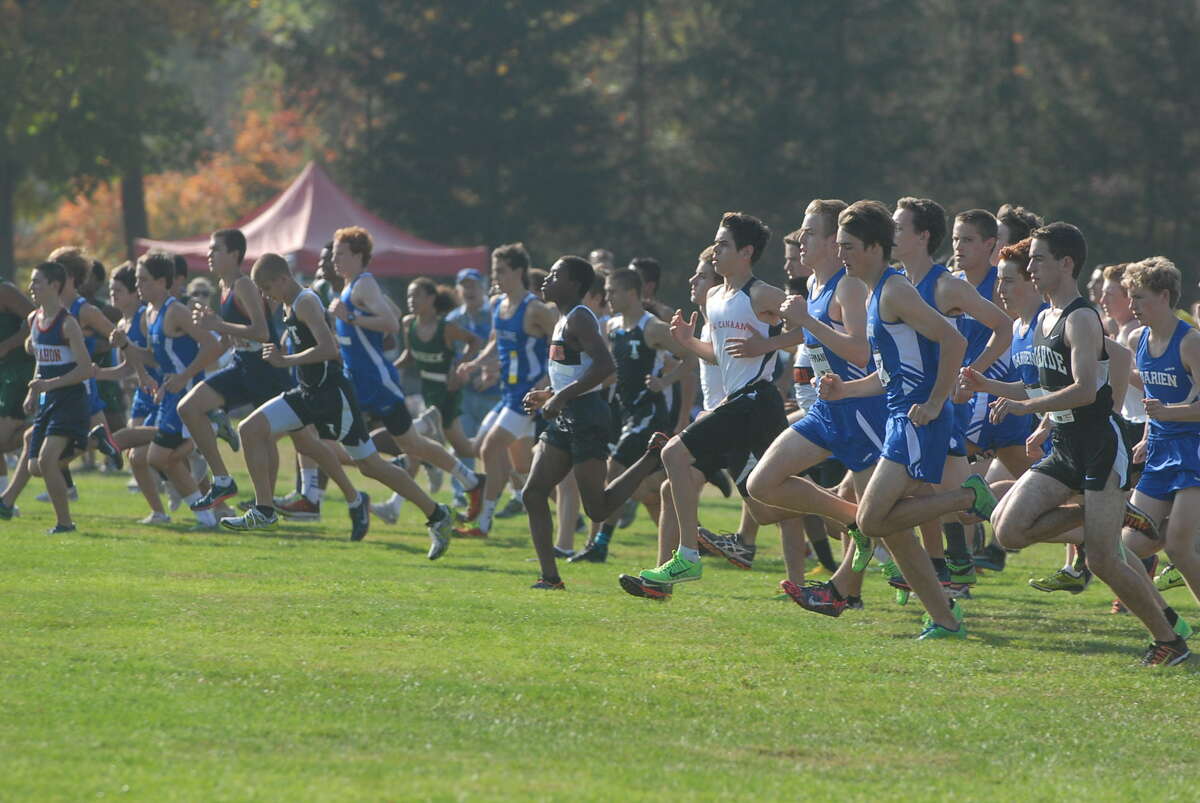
(46, 523, 76, 534)
(349, 492, 370, 542)
(618, 573, 672, 600)
(569, 541, 609, 563)
(191, 477, 238, 512)
(88, 425, 123, 471)
(553, 546, 576, 559)
(1141, 638, 1191, 667)
(973, 543, 1007, 572)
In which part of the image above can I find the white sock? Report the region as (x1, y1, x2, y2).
(300, 468, 318, 492)
(213, 474, 231, 486)
(452, 460, 477, 489)
(679, 545, 701, 563)
(478, 499, 497, 533)
(387, 492, 402, 506)
(196, 509, 216, 526)
(184, 491, 203, 507)
(1062, 565, 1080, 577)
(305, 487, 325, 504)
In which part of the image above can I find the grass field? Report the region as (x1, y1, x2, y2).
(3, 450, 1200, 801)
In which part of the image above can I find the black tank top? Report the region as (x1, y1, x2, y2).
(1032, 296, 1112, 426)
(284, 289, 337, 389)
(610, 311, 664, 411)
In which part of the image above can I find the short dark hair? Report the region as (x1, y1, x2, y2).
(527, 267, 547, 293)
(141, 251, 177, 286)
(173, 255, 189, 286)
(34, 261, 67, 294)
(630, 257, 660, 289)
(559, 256, 595, 296)
(839, 200, 896, 261)
(492, 242, 530, 272)
(1031, 222, 1088, 279)
(955, 209, 999, 242)
(409, 277, 457, 315)
(251, 253, 291, 283)
(90, 259, 106, 285)
(47, 246, 89, 288)
(803, 199, 848, 239)
(996, 204, 1043, 244)
(213, 228, 247, 264)
(719, 211, 770, 264)
(896, 197, 946, 255)
(111, 261, 137, 293)
(608, 267, 642, 296)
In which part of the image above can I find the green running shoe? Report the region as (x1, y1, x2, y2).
(919, 600, 965, 639)
(947, 557, 977, 586)
(1029, 568, 1087, 594)
(1174, 616, 1194, 640)
(639, 549, 702, 585)
(849, 526, 872, 573)
(1156, 563, 1185, 592)
(962, 474, 997, 521)
(880, 559, 910, 604)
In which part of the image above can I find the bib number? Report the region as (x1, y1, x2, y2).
(807, 345, 832, 376)
(507, 351, 520, 385)
(873, 350, 890, 386)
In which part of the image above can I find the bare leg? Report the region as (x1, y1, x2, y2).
(523, 441, 573, 581)
(178, 384, 231, 477)
(556, 471, 580, 552)
(35, 435, 72, 527)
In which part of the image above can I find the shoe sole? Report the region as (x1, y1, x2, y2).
(779, 582, 843, 617)
(618, 574, 670, 600)
(637, 573, 699, 585)
(1028, 580, 1086, 595)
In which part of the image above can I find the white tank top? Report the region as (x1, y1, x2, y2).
(1123, 383, 1147, 423)
(705, 278, 776, 396)
(699, 322, 726, 411)
(548, 305, 600, 394)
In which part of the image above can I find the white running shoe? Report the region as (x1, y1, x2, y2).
(138, 511, 171, 525)
(370, 498, 403, 525)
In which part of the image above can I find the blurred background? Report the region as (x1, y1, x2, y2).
(3, 0, 1198, 307)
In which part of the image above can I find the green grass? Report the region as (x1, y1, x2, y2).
(3, 454, 1199, 801)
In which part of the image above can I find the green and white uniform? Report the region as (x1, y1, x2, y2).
(408, 316, 460, 424)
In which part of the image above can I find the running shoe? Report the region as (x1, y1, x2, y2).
(695, 529, 756, 570)
(426, 503, 452, 560)
(849, 525, 872, 573)
(370, 497, 403, 525)
(88, 424, 123, 470)
(37, 486, 79, 503)
(618, 573, 671, 600)
(1140, 639, 1191, 667)
(918, 600, 966, 639)
(531, 577, 566, 590)
(696, 527, 726, 556)
(210, 409, 240, 452)
(278, 496, 321, 521)
(1029, 568, 1088, 594)
(454, 525, 488, 538)
(494, 496, 525, 519)
(639, 550, 702, 584)
(349, 493, 370, 542)
(973, 542, 1007, 572)
(236, 497, 255, 512)
(845, 595, 864, 611)
(962, 474, 997, 521)
(779, 579, 846, 617)
(880, 559, 910, 605)
(464, 473, 487, 521)
(220, 506, 278, 531)
(190, 477, 237, 512)
(273, 491, 302, 508)
(1155, 563, 1186, 592)
(553, 546, 576, 559)
(617, 498, 638, 529)
(568, 540, 608, 563)
(1124, 500, 1160, 540)
(138, 511, 170, 525)
(46, 523, 76, 535)
(947, 557, 977, 586)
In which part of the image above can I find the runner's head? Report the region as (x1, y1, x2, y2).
(1028, 222, 1087, 296)
(333, 226, 373, 279)
(455, 268, 485, 307)
(713, 212, 769, 277)
(82, 259, 105, 297)
(135, 251, 175, 305)
(995, 204, 1042, 249)
(691, 246, 718, 305)
(893, 198, 945, 263)
(250, 253, 294, 304)
(47, 246, 89, 292)
(1123, 256, 1180, 325)
(589, 248, 615, 271)
(838, 200, 894, 277)
(995, 238, 1035, 316)
(605, 268, 643, 316)
(406, 277, 456, 317)
(1099, 264, 1133, 325)
(584, 267, 609, 317)
(209, 229, 246, 275)
(952, 209, 999, 273)
(30, 261, 68, 306)
(109, 261, 140, 315)
(630, 257, 661, 299)
(792, 199, 847, 280)
(543, 256, 593, 308)
(491, 242, 531, 295)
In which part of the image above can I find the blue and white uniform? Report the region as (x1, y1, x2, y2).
(149, 296, 202, 446)
(334, 272, 413, 435)
(479, 292, 548, 440)
(68, 296, 105, 416)
(1135, 320, 1200, 501)
(30, 308, 89, 457)
(910, 263, 971, 458)
(870, 267, 954, 483)
(790, 268, 886, 472)
(127, 304, 160, 424)
(202, 283, 293, 411)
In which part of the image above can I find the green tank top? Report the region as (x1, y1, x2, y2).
(0, 307, 33, 367)
(408, 317, 455, 389)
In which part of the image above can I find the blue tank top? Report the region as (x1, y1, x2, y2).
(869, 268, 941, 413)
(129, 305, 161, 382)
(955, 265, 998, 369)
(804, 268, 869, 385)
(149, 297, 201, 389)
(1138, 319, 1200, 438)
(1010, 305, 1048, 388)
(32, 309, 78, 381)
(68, 295, 98, 359)
(493, 292, 548, 407)
(334, 272, 406, 397)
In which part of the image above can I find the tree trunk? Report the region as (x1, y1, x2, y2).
(0, 159, 15, 282)
(120, 161, 148, 261)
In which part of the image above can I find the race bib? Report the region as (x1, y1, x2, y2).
(1049, 409, 1075, 424)
(873, 350, 890, 386)
(807, 345, 833, 376)
(507, 351, 519, 384)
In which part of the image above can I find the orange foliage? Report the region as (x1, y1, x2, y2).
(20, 88, 329, 268)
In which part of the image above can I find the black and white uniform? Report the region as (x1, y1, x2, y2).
(540, 305, 612, 464)
(680, 278, 787, 494)
(260, 289, 375, 460)
(1028, 296, 1128, 491)
(609, 311, 669, 467)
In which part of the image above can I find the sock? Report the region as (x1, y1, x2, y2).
(213, 474, 231, 486)
(63, 467, 74, 489)
(1062, 566, 1081, 578)
(678, 545, 700, 563)
(306, 487, 325, 504)
(427, 504, 447, 523)
(300, 468, 318, 493)
(1073, 545, 1088, 572)
(451, 460, 477, 489)
(1164, 606, 1179, 627)
(347, 493, 364, 509)
(478, 499, 497, 533)
(812, 538, 838, 572)
(254, 504, 274, 517)
(387, 492, 402, 506)
(196, 509, 216, 526)
(184, 491, 202, 507)
(943, 522, 969, 562)
(595, 522, 615, 546)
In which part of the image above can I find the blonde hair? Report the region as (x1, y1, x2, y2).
(334, 226, 373, 266)
(1123, 257, 1181, 308)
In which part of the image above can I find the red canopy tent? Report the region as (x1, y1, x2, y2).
(135, 162, 488, 278)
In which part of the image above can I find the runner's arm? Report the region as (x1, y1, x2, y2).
(276, 294, 340, 366)
(942, 277, 1012, 374)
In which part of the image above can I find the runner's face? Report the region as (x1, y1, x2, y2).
(783, 244, 808, 280)
(491, 257, 523, 294)
(836, 229, 872, 278)
(333, 240, 362, 278)
(891, 208, 925, 263)
(605, 277, 635, 313)
(1127, 285, 1170, 324)
(1026, 238, 1063, 295)
(457, 277, 482, 305)
(110, 281, 136, 313)
(952, 220, 994, 272)
(1100, 279, 1131, 322)
(711, 226, 747, 277)
(797, 213, 832, 268)
(29, 271, 52, 305)
(689, 261, 714, 304)
(407, 284, 431, 315)
(996, 260, 1032, 315)
(135, 265, 164, 303)
(208, 236, 235, 273)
